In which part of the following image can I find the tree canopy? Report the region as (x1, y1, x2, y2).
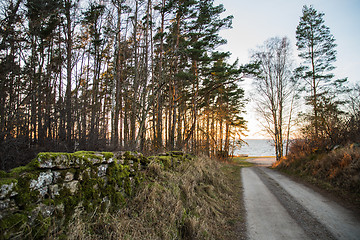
(0, 0, 248, 170)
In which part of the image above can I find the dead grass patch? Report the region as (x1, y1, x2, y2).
(63, 155, 244, 239)
(275, 143, 360, 207)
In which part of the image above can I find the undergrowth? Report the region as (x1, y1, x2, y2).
(64, 156, 243, 239)
(274, 142, 360, 206)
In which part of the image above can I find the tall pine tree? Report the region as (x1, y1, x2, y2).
(295, 5, 346, 137)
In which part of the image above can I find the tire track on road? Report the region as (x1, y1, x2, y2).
(252, 167, 336, 240)
(242, 167, 307, 240)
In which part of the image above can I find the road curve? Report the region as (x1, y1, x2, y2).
(242, 165, 360, 240)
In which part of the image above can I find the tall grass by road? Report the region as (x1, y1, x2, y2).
(65, 156, 246, 239)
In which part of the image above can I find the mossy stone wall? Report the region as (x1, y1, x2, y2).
(0, 151, 191, 239)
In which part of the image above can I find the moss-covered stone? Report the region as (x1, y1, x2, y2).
(101, 152, 114, 160)
(74, 151, 96, 155)
(13, 172, 41, 210)
(0, 177, 17, 187)
(73, 151, 103, 165)
(10, 163, 38, 176)
(0, 151, 191, 238)
(36, 151, 111, 170)
(123, 176, 131, 195)
(123, 151, 143, 164)
(0, 179, 17, 199)
(107, 162, 130, 186)
(37, 152, 71, 169)
(56, 186, 80, 220)
(156, 156, 173, 169)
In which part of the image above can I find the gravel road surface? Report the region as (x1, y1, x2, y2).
(242, 161, 360, 240)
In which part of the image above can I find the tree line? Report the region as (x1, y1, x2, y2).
(0, 0, 249, 170)
(251, 5, 359, 161)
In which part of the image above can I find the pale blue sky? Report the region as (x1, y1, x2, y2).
(214, 0, 360, 138)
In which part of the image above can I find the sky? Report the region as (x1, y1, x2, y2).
(213, 0, 360, 139)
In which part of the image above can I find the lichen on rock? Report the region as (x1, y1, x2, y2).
(0, 180, 17, 199)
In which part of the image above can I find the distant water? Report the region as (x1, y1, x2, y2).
(233, 139, 275, 157)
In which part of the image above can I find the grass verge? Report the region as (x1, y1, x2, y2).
(229, 157, 255, 168)
(274, 144, 360, 209)
(63, 155, 246, 239)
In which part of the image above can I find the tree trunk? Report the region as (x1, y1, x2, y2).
(112, 0, 122, 149)
(65, 0, 73, 148)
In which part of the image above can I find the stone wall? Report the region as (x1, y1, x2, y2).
(0, 151, 190, 239)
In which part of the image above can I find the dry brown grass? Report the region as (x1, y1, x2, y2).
(275, 142, 360, 206)
(64, 155, 243, 240)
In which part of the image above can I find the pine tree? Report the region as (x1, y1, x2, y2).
(181, 0, 233, 151)
(295, 5, 345, 137)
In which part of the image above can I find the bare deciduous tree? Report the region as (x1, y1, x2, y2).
(251, 37, 299, 161)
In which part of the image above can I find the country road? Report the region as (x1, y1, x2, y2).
(242, 158, 360, 240)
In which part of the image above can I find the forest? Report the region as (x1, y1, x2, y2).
(1, 0, 359, 172)
(0, 0, 251, 170)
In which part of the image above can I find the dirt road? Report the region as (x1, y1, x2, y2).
(242, 159, 360, 240)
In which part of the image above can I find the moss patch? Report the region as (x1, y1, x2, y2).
(0, 177, 17, 186)
(101, 152, 114, 160)
(10, 163, 38, 176)
(13, 172, 40, 209)
(73, 151, 102, 160)
(37, 152, 71, 161)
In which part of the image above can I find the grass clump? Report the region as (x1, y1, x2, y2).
(65, 155, 244, 239)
